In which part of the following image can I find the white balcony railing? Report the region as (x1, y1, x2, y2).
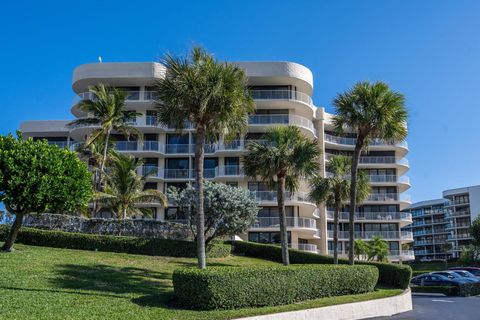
(327, 230, 413, 240)
(292, 243, 318, 253)
(248, 114, 315, 133)
(250, 191, 314, 204)
(251, 217, 317, 229)
(215, 165, 243, 177)
(324, 134, 408, 148)
(326, 211, 412, 221)
(249, 90, 313, 106)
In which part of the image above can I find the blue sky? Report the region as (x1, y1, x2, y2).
(0, 0, 479, 202)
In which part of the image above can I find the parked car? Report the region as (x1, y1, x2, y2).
(431, 271, 480, 283)
(411, 273, 467, 287)
(449, 267, 480, 277)
(451, 270, 480, 281)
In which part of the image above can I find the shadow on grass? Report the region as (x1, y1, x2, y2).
(49, 263, 185, 308)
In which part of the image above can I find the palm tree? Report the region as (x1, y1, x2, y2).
(68, 84, 140, 174)
(73, 138, 112, 216)
(333, 81, 408, 265)
(95, 153, 167, 220)
(244, 126, 321, 266)
(154, 47, 254, 269)
(309, 155, 370, 264)
(367, 236, 390, 262)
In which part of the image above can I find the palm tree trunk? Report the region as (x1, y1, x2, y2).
(348, 137, 364, 265)
(277, 175, 290, 266)
(1, 210, 24, 252)
(100, 128, 112, 173)
(194, 126, 207, 269)
(333, 197, 341, 264)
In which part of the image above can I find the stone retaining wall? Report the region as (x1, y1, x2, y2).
(22, 213, 192, 240)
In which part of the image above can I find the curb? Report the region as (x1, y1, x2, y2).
(235, 288, 412, 320)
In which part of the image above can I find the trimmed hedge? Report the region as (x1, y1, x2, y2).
(173, 264, 378, 310)
(0, 225, 231, 258)
(411, 286, 458, 296)
(228, 240, 412, 289)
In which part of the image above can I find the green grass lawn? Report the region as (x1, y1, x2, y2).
(0, 243, 402, 320)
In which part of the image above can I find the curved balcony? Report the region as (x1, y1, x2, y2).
(250, 89, 312, 105)
(248, 114, 316, 137)
(326, 211, 412, 223)
(324, 134, 408, 153)
(250, 217, 317, 230)
(292, 243, 318, 253)
(366, 193, 411, 204)
(250, 191, 315, 206)
(327, 230, 413, 241)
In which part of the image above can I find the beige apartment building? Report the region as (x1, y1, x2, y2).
(20, 61, 414, 261)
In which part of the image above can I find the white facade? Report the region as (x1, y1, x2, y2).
(443, 185, 480, 258)
(20, 61, 413, 261)
(402, 199, 450, 261)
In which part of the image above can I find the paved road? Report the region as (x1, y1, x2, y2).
(372, 294, 480, 320)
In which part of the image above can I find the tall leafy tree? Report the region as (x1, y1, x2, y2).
(95, 153, 167, 220)
(154, 47, 254, 269)
(244, 126, 321, 265)
(68, 84, 140, 174)
(309, 155, 370, 264)
(333, 81, 408, 264)
(0, 134, 92, 251)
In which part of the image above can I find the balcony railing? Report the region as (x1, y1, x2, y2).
(326, 154, 409, 166)
(324, 134, 408, 148)
(249, 90, 313, 106)
(327, 230, 413, 240)
(250, 191, 314, 204)
(326, 211, 412, 221)
(215, 165, 243, 177)
(47, 141, 69, 148)
(115, 141, 138, 151)
(76, 91, 158, 102)
(251, 217, 317, 229)
(292, 243, 318, 253)
(248, 114, 315, 133)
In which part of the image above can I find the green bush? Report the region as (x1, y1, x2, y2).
(411, 286, 458, 296)
(228, 240, 412, 289)
(173, 264, 378, 310)
(0, 225, 230, 258)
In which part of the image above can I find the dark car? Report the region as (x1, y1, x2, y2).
(449, 267, 480, 277)
(451, 270, 480, 281)
(411, 273, 467, 286)
(430, 271, 479, 283)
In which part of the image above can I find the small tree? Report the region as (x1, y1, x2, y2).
(367, 236, 390, 262)
(470, 216, 480, 246)
(354, 239, 368, 260)
(167, 181, 258, 245)
(95, 153, 167, 219)
(0, 134, 92, 251)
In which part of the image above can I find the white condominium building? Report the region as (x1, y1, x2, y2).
(20, 61, 413, 261)
(402, 199, 451, 261)
(443, 185, 480, 258)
